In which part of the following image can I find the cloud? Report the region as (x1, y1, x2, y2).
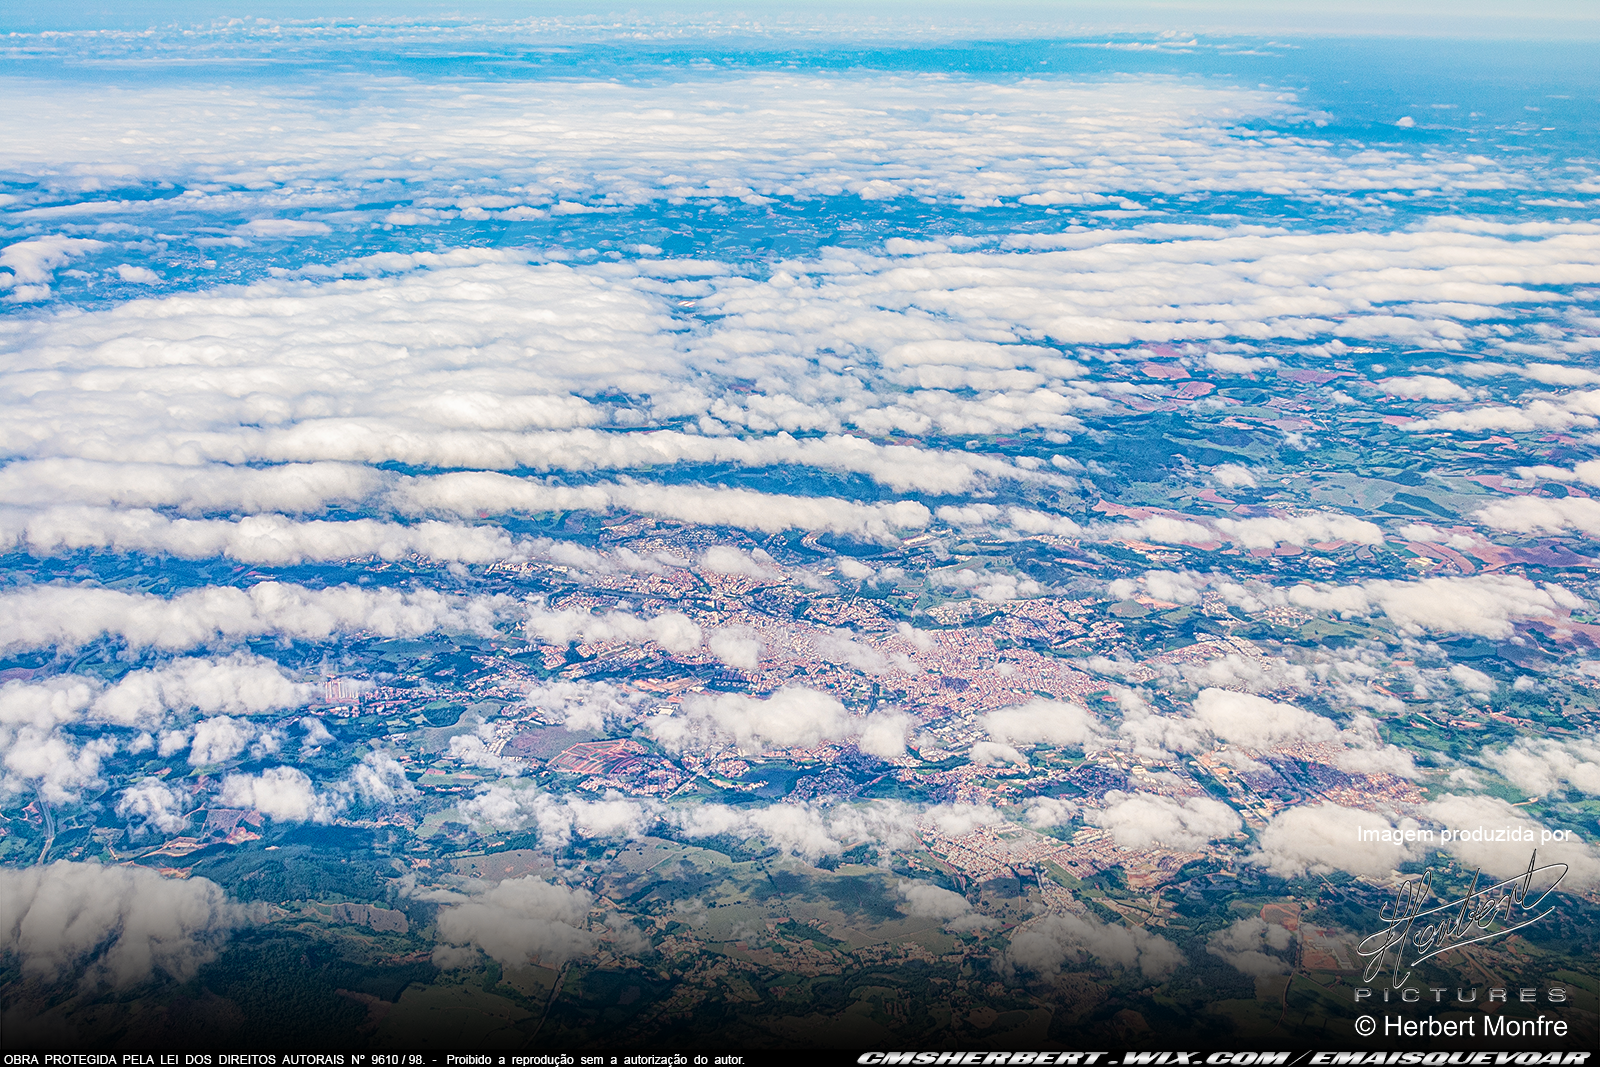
(339, 751, 417, 805)
(0, 861, 249, 987)
(1116, 706, 1212, 760)
(1210, 463, 1258, 488)
(1283, 575, 1581, 639)
(1419, 793, 1600, 890)
(811, 628, 904, 675)
(525, 604, 703, 653)
(523, 680, 643, 733)
(982, 700, 1102, 749)
(0, 459, 383, 514)
(0, 582, 518, 654)
(857, 709, 914, 759)
(1410, 390, 1600, 435)
(430, 876, 596, 969)
(1204, 352, 1280, 376)
(448, 728, 524, 777)
(1113, 512, 1383, 550)
(1209, 514, 1384, 549)
(0, 507, 529, 565)
(115, 777, 191, 835)
(0, 236, 106, 301)
(1086, 791, 1241, 849)
(650, 687, 851, 754)
(1004, 913, 1183, 980)
(1191, 688, 1339, 749)
(1024, 796, 1080, 828)
(707, 627, 763, 670)
(670, 801, 848, 862)
(459, 784, 654, 848)
(1475, 496, 1600, 538)
(217, 766, 335, 823)
(0, 73, 1415, 233)
(701, 545, 778, 578)
(0, 655, 311, 749)
(91, 654, 313, 728)
(1448, 664, 1495, 693)
(115, 264, 161, 284)
(1, 724, 117, 803)
(1483, 736, 1600, 797)
(934, 566, 1044, 603)
(920, 803, 1006, 838)
(1123, 571, 1584, 640)
(1174, 653, 1313, 695)
(188, 716, 254, 766)
(0, 436, 1042, 507)
(895, 880, 997, 933)
(1251, 803, 1425, 879)
(299, 716, 334, 756)
(1207, 917, 1292, 978)
(399, 474, 931, 541)
(1377, 376, 1472, 400)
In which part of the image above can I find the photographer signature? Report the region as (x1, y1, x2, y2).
(1355, 850, 1568, 987)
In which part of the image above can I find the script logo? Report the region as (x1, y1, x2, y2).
(1356, 850, 1567, 988)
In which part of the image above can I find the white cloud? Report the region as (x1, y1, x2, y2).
(1287, 575, 1581, 639)
(1449, 663, 1496, 693)
(0, 236, 106, 301)
(1204, 352, 1281, 376)
(1004, 912, 1183, 980)
(92, 654, 312, 728)
(217, 766, 334, 823)
(430, 876, 595, 970)
(1420, 794, 1600, 890)
(1207, 917, 1292, 978)
(114, 264, 161, 284)
(1410, 389, 1600, 435)
(0, 655, 311, 758)
(0, 582, 518, 654)
(1483, 736, 1600, 797)
(969, 741, 1030, 767)
(1210, 463, 1258, 488)
(672, 801, 847, 862)
(0, 73, 1452, 233)
(115, 777, 191, 835)
(920, 802, 1006, 838)
(339, 751, 416, 805)
(1115, 512, 1383, 550)
(857, 709, 914, 759)
(982, 699, 1102, 749)
(0, 459, 383, 514)
(1475, 496, 1600, 538)
(1125, 571, 1584, 640)
(701, 545, 779, 578)
(895, 880, 996, 933)
(650, 687, 851, 754)
(188, 716, 254, 766)
(448, 732, 521, 776)
(1, 725, 116, 803)
(1086, 790, 1241, 850)
(403, 475, 931, 541)
(707, 628, 763, 670)
(811, 628, 901, 675)
(1024, 796, 1080, 828)
(1252, 803, 1426, 879)
(0, 507, 528, 565)
(1191, 688, 1339, 749)
(523, 680, 643, 733)
(525, 604, 703, 653)
(1377, 376, 1471, 400)
(0, 861, 249, 987)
